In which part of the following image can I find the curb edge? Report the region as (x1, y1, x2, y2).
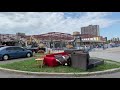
(0, 67, 120, 77)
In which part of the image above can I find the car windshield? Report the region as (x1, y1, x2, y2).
(26, 45, 32, 48)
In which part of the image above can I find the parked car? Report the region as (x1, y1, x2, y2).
(75, 45, 90, 51)
(0, 45, 6, 48)
(27, 47, 39, 53)
(24, 45, 39, 53)
(115, 44, 119, 47)
(0, 46, 33, 60)
(24, 45, 46, 53)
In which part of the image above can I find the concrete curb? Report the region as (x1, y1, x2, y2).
(0, 67, 120, 77)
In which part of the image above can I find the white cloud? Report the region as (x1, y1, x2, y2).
(0, 12, 118, 35)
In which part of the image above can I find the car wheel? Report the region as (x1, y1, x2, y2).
(26, 53, 31, 58)
(3, 55, 9, 60)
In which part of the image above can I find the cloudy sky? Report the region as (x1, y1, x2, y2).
(0, 12, 120, 39)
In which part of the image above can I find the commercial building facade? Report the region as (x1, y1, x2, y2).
(26, 32, 74, 48)
(73, 31, 106, 47)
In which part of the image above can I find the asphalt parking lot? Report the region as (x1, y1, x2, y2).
(0, 57, 33, 65)
(89, 47, 120, 62)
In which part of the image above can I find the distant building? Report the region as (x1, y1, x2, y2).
(81, 25, 100, 36)
(111, 37, 120, 44)
(72, 32, 106, 46)
(73, 32, 80, 36)
(73, 31, 80, 40)
(16, 32, 26, 38)
(26, 32, 74, 48)
(0, 33, 27, 46)
(105, 37, 107, 42)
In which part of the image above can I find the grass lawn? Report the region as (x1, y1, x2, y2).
(0, 58, 120, 73)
